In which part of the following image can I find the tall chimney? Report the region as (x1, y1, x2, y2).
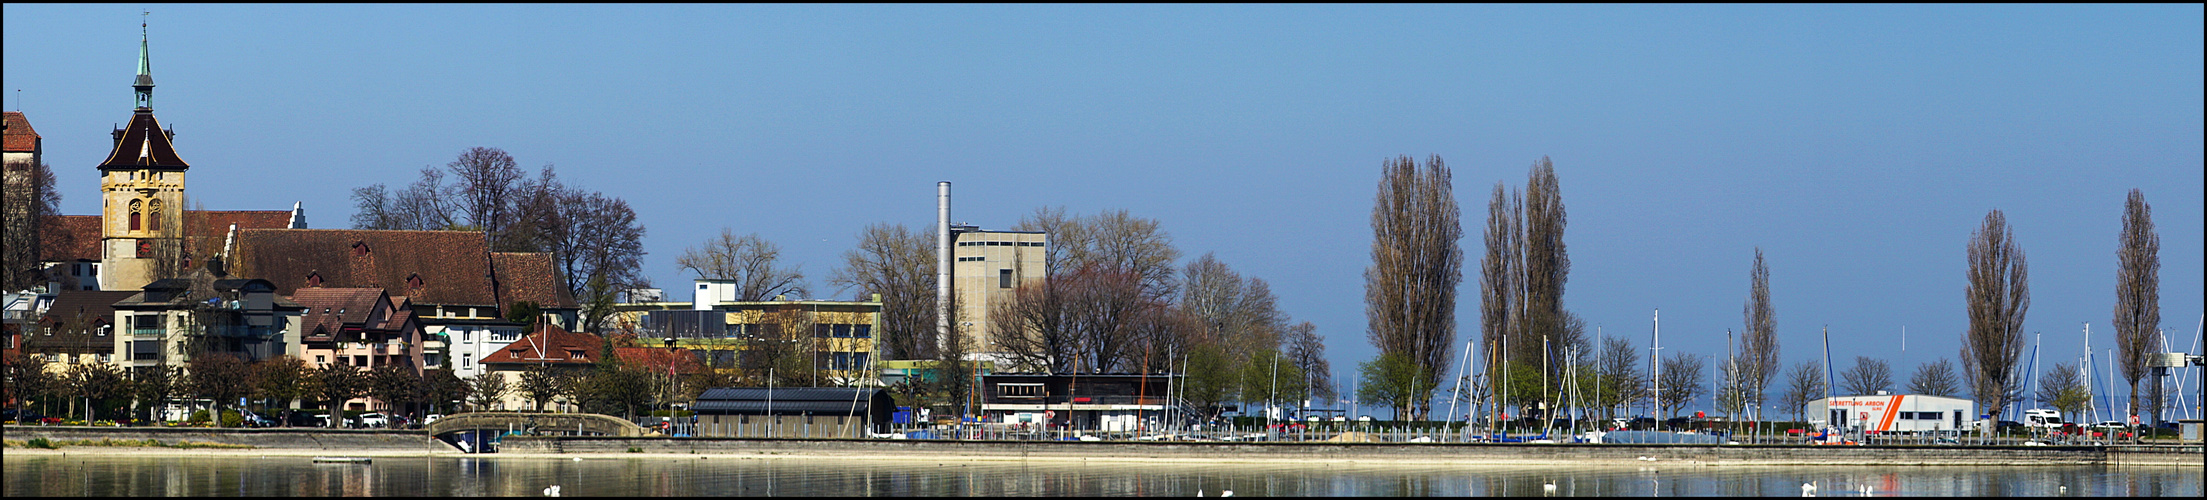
(936, 181, 952, 357)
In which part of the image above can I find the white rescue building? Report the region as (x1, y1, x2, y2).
(1805, 393, 1976, 433)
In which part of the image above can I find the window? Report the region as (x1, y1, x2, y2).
(853, 324, 872, 338)
(129, 199, 142, 231)
(999, 383, 1043, 398)
(461, 330, 472, 343)
(98, 354, 111, 363)
(832, 324, 851, 338)
(567, 349, 586, 360)
(852, 353, 868, 369)
(999, 269, 1013, 288)
(832, 352, 850, 370)
(815, 324, 832, 338)
(148, 199, 163, 231)
(315, 355, 326, 364)
(958, 256, 983, 262)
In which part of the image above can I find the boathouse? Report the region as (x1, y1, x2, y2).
(690, 387, 894, 438)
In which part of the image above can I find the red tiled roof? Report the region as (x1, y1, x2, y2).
(3, 111, 38, 152)
(233, 229, 498, 307)
(493, 252, 578, 309)
(190, 211, 293, 236)
(481, 323, 602, 365)
(98, 110, 189, 169)
(36, 211, 291, 264)
(38, 215, 101, 262)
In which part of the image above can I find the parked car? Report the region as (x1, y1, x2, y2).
(354, 413, 390, 429)
(238, 410, 279, 428)
(3, 409, 49, 423)
(279, 410, 322, 427)
(423, 414, 444, 426)
(2090, 421, 2127, 430)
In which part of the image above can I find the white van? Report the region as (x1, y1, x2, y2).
(2023, 409, 2063, 429)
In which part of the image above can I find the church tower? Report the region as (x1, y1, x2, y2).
(97, 19, 190, 291)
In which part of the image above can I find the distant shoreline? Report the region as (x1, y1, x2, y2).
(4, 426, 2198, 467)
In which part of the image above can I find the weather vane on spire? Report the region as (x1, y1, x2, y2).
(134, 10, 155, 109)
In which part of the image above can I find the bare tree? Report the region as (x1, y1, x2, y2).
(2113, 189, 2160, 423)
(251, 356, 310, 418)
(1521, 157, 1576, 365)
(188, 352, 253, 427)
(465, 373, 510, 411)
(447, 147, 525, 241)
(1476, 158, 1584, 418)
(1180, 253, 1284, 365)
(1779, 361, 1826, 422)
(1907, 359, 1962, 398)
(2, 160, 61, 291)
(543, 187, 647, 310)
(1656, 353, 1706, 419)
(1594, 336, 1645, 421)
(4, 353, 55, 424)
(991, 271, 1075, 374)
(1478, 181, 1521, 401)
(395, 166, 459, 230)
(1364, 154, 1463, 420)
(1739, 248, 1779, 418)
(830, 223, 939, 360)
(1012, 206, 1081, 276)
(519, 364, 564, 412)
(2035, 362, 2091, 423)
(348, 184, 399, 229)
(1064, 209, 1181, 300)
(312, 364, 366, 427)
(1838, 356, 1892, 396)
(1961, 210, 2029, 416)
(677, 229, 806, 300)
(1715, 359, 1750, 420)
(1283, 321, 1335, 402)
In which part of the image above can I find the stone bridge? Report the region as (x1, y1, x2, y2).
(427, 412, 646, 438)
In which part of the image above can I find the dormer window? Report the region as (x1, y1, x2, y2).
(351, 241, 371, 257)
(406, 274, 425, 291)
(567, 349, 586, 359)
(306, 272, 323, 288)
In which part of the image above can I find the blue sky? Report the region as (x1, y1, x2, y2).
(6, 4, 2201, 416)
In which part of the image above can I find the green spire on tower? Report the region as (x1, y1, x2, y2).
(134, 11, 154, 109)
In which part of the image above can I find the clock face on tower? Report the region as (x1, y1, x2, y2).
(137, 239, 155, 258)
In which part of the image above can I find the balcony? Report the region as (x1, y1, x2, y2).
(132, 328, 166, 338)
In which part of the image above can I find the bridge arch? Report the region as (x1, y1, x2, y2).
(428, 412, 646, 439)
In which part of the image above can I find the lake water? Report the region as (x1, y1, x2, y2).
(4, 454, 2198, 497)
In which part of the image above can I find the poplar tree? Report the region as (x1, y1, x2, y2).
(1364, 155, 1462, 420)
(2113, 189, 2160, 424)
(1961, 210, 2028, 419)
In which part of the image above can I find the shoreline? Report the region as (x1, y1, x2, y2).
(5, 445, 2197, 467)
(5, 426, 2198, 467)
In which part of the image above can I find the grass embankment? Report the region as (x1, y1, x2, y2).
(4, 437, 254, 450)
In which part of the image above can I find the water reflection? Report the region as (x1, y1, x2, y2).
(5, 455, 2197, 497)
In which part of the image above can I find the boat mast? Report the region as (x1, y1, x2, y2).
(1651, 310, 1662, 420)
